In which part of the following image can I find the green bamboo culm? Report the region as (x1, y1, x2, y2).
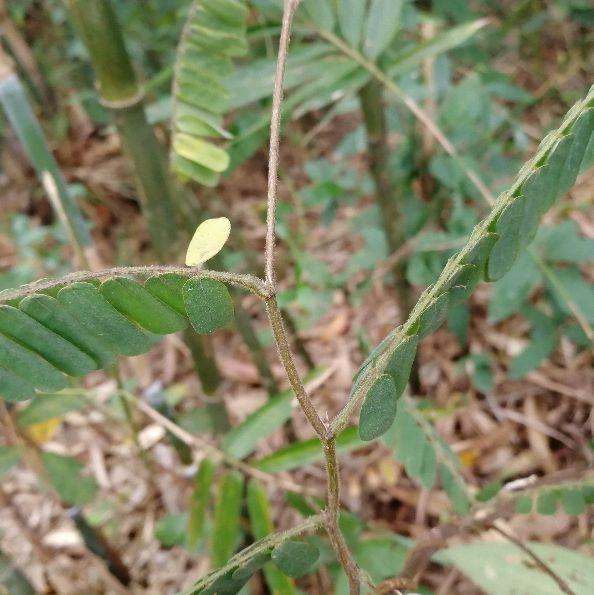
(66, 0, 179, 259)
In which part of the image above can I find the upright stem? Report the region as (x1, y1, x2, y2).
(66, 0, 179, 258)
(358, 78, 410, 312)
(264, 0, 300, 286)
(261, 2, 361, 590)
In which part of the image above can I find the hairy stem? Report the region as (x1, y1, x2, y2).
(264, 296, 327, 438)
(0, 265, 270, 303)
(324, 440, 362, 594)
(264, 0, 301, 286)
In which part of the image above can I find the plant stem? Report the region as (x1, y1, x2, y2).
(358, 78, 410, 311)
(261, 2, 361, 589)
(0, 266, 270, 303)
(66, 0, 179, 258)
(323, 439, 362, 594)
(264, 296, 327, 438)
(264, 0, 301, 286)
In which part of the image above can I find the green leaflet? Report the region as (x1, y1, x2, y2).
(271, 540, 319, 578)
(0, 367, 36, 402)
(0, 305, 97, 377)
(100, 277, 187, 334)
(211, 472, 244, 568)
(358, 374, 398, 441)
(222, 391, 294, 459)
(144, 273, 187, 315)
(42, 452, 98, 506)
(0, 334, 66, 394)
(247, 480, 296, 594)
(58, 282, 155, 357)
(170, 0, 247, 185)
(188, 457, 215, 550)
(350, 86, 594, 435)
(183, 278, 234, 334)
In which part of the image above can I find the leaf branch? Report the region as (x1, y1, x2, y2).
(0, 265, 270, 302)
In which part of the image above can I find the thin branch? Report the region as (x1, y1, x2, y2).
(323, 440, 362, 594)
(264, 296, 327, 438)
(0, 265, 270, 302)
(264, 0, 301, 286)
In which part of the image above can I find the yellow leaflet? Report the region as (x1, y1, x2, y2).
(27, 418, 61, 443)
(185, 217, 231, 266)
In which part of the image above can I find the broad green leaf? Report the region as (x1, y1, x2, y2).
(212, 472, 244, 567)
(185, 217, 232, 266)
(418, 440, 437, 489)
(337, 0, 366, 48)
(231, 551, 272, 581)
(537, 221, 594, 263)
(359, 374, 398, 441)
(19, 294, 116, 368)
(415, 291, 450, 338)
(222, 391, 294, 459)
(42, 451, 97, 506)
(271, 541, 319, 578)
(188, 457, 215, 549)
(362, 0, 404, 60)
(0, 305, 97, 377)
(17, 393, 87, 427)
(0, 445, 21, 477)
(247, 480, 295, 593)
(183, 278, 234, 334)
(439, 542, 594, 595)
(100, 277, 187, 334)
(58, 282, 155, 357)
(253, 427, 365, 473)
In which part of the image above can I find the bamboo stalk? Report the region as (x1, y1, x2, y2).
(66, 0, 179, 259)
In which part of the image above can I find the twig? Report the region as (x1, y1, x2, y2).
(489, 522, 577, 595)
(0, 265, 270, 302)
(264, 0, 300, 286)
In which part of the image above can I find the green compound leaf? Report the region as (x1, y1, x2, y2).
(183, 277, 234, 334)
(171, 0, 247, 186)
(359, 374, 398, 441)
(211, 471, 244, 568)
(349, 85, 594, 439)
(271, 540, 319, 578)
